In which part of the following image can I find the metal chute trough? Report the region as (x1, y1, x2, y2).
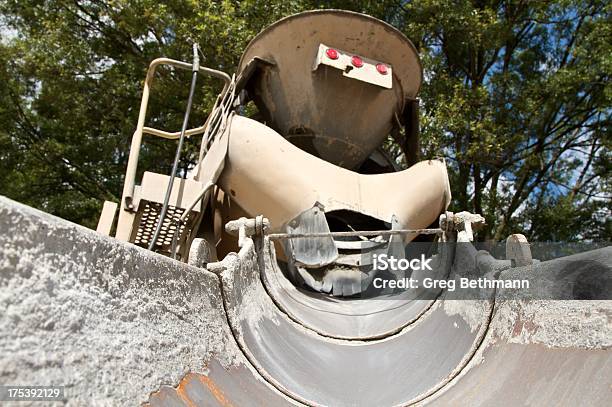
(0, 10, 610, 406)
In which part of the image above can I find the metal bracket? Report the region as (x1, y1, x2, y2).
(225, 216, 270, 247)
(283, 204, 338, 268)
(506, 233, 533, 267)
(440, 211, 486, 242)
(313, 43, 393, 89)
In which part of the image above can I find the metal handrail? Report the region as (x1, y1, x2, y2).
(141, 125, 207, 140)
(121, 58, 231, 210)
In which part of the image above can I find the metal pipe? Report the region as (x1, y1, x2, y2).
(267, 228, 442, 240)
(142, 125, 207, 140)
(121, 69, 154, 210)
(148, 45, 200, 251)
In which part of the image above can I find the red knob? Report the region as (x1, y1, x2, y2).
(351, 55, 364, 68)
(376, 63, 388, 75)
(326, 48, 339, 60)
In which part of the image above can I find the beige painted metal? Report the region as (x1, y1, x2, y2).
(116, 172, 206, 259)
(115, 203, 136, 241)
(115, 58, 230, 244)
(193, 93, 236, 183)
(178, 182, 215, 224)
(120, 58, 231, 214)
(136, 172, 205, 208)
(96, 201, 117, 236)
(218, 115, 451, 238)
(238, 10, 423, 169)
(141, 124, 207, 140)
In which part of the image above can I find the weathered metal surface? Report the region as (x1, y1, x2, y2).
(497, 246, 612, 300)
(219, 237, 494, 406)
(146, 361, 294, 407)
(3, 196, 611, 406)
(312, 43, 393, 89)
(425, 298, 612, 405)
(218, 116, 451, 235)
(423, 247, 612, 405)
(237, 10, 422, 169)
(0, 197, 288, 406)
(426, 343, 611, 406)
(96, 200, 117, 235)
(259, 240, 490, 340)
(261, 242, 439, 339)
(187, 237, 213, 268)
(505, 233, 533, 267)
(283, 204, 338, 268)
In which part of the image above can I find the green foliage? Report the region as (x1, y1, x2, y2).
(402, 0, 611, 241)
(0, 0, 609, 240)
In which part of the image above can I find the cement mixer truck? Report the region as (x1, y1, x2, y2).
(98, 10, 452, 297)
(1, 9, 609, 406)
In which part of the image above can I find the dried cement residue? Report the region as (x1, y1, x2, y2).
(0, 197, 242, 405)
(490, 300, 612, 349)
(220, 240, 282, 338)
(443, 300, 490, 333)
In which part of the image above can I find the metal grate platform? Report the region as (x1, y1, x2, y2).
(133, 201, 198, 258)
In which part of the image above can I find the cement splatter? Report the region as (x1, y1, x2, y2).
(490, 300, 611, 349)
(0, 197, 242, 405)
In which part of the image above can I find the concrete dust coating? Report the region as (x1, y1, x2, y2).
(425, 299, 612, 406)
(490, 300, 611, 348)
(1, 196, 611, 406)
(0, 197, 246, 404)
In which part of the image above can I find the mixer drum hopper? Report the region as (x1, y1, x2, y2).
(238, 10, 423, 169)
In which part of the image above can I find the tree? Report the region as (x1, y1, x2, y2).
(0, 0, 609, 240)
(397, 0, 611, 241)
